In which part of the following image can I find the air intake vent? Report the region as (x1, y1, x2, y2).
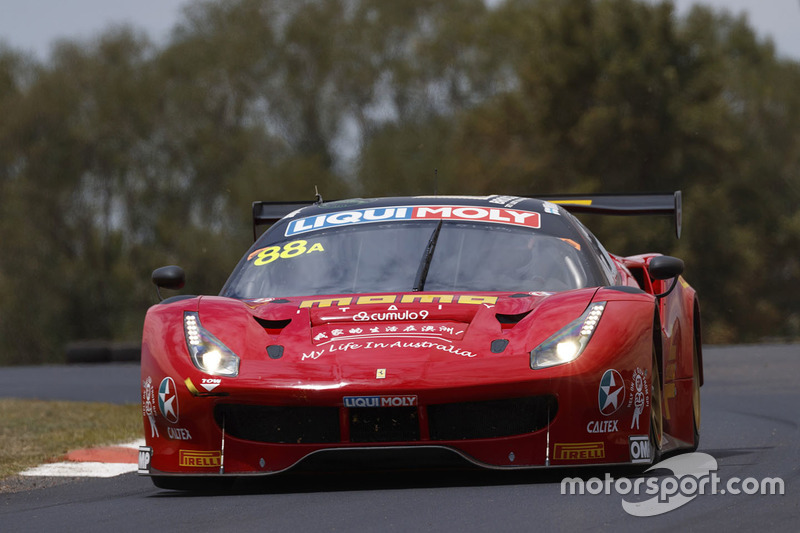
(495, 310, 532, 325)
(253, 317, 292, 330)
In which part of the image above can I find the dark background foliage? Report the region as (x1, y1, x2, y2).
(1, 0, 798, 364)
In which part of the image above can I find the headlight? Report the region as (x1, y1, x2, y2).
(530, 302, 606, 369)
(184, 312, 240, 376)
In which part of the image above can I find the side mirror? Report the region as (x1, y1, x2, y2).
(648, 256, 684, 298)
(152, 265, 185, 301)
(648, 256, 684, 280)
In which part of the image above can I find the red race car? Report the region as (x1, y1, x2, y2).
(138, 193, 702, 490)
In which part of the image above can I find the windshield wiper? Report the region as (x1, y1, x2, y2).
(412, 220, 443, 292)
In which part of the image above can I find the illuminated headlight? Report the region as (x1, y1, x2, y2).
(183, 312, 240, 376)
(530, 303, 606, 369)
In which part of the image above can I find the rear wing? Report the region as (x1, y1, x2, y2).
(251, 191, 682, 240)
(540, 191, 682, 238)
(252, 201, 316, 240)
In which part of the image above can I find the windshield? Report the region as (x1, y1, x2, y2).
(222, 220, 608, 299)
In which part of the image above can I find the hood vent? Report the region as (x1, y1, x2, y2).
(495, 310, 532, 325)
(253, 317, 292, 331)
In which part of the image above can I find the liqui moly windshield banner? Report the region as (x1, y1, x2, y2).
(285, 206, 541, 236)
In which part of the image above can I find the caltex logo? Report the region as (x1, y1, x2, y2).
(598, 369, 625, 415)
(158, 377, 179, 423)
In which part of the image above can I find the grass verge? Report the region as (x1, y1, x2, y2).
(0, 399, 141, 480)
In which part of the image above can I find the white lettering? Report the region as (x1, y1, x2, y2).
(506, 210, 537, 224)
(488, 208, 511, 222)
(587, 420, 619, 433)
(327, 211, 362, 224)
(452, 207, 487, 219)
(363, 208, 396, 221)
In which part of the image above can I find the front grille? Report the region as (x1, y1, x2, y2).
(214, 404, 340, 444)
(215, 395, 556, 445)
(428, 396, 557, 440)
(349, 406, 419, 443)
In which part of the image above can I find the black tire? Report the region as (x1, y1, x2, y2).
(688, 334, 701, 452)
(151, 476, 236, 492)
(649, 345, 663, 464)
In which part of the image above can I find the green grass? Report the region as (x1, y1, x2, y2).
(0, 399, 142, 479)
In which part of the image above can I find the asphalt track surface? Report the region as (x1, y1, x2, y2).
(1, 344, 798, 532)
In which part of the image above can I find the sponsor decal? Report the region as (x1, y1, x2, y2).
(179, 450, 222, 468)
(200, 378, 221, 392)
(554, 442, 605, 460)
(629, 435, 651, 464)
(300, 294, 497, 308)
(167, 427, 193, 441)
(302, 340, 478, 360)
(343, 395, 418, 407)
(158, 377, 179, 424)
(627, 367, 650, 430)
(138, 446, 152, 474)
(142, 376, 159, 438)
(354, 309, 430, 321)
(313, 322, 465, 342)
(543, 202, 561, 215)
(598, 369, 625, 416)
(587, 419, 619, 433)
(285, 205, 541, 236)
(488, 195, 519, 205)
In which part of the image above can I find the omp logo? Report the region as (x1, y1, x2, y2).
(343, 395, 418, 408)
(179, 450, 221, 468)
(629, 435, 651, 464)
(554, 442, 605, 460)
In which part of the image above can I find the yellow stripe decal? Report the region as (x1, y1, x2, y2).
(552, 199, 593, 206)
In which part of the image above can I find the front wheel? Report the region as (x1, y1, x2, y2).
(649, 346, 663, 464)
(689, 334, 701, 451)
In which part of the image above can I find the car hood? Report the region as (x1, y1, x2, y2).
(197, 289, 598, 366)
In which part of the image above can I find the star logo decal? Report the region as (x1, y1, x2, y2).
(598, 369, 625, 416)
(158, 377, 179, 423)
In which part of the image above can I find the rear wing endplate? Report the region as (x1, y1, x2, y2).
(540, 191, 682, 238)
(252, 201, 315, 240)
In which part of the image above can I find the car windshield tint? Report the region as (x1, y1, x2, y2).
(222, 221, 605, 299)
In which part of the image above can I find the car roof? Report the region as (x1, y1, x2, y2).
(266, 195, 560, 233)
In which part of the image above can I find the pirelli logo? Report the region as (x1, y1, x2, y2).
(179, 450, 221, 468)
(554, 442, 605, 460)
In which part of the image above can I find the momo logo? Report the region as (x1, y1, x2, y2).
(158, 377, 179, 423)
(598, 369, 625, 416)
(343, 395, 418, 408)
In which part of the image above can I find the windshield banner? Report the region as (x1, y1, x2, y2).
(285, 205, 541, 236)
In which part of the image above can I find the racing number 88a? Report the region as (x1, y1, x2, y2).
(252, 240, 323, 265)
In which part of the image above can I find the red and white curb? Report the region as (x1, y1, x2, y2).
(19, 439, 144, 478)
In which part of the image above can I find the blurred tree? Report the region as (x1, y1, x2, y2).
(0, 0, 798, 364)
